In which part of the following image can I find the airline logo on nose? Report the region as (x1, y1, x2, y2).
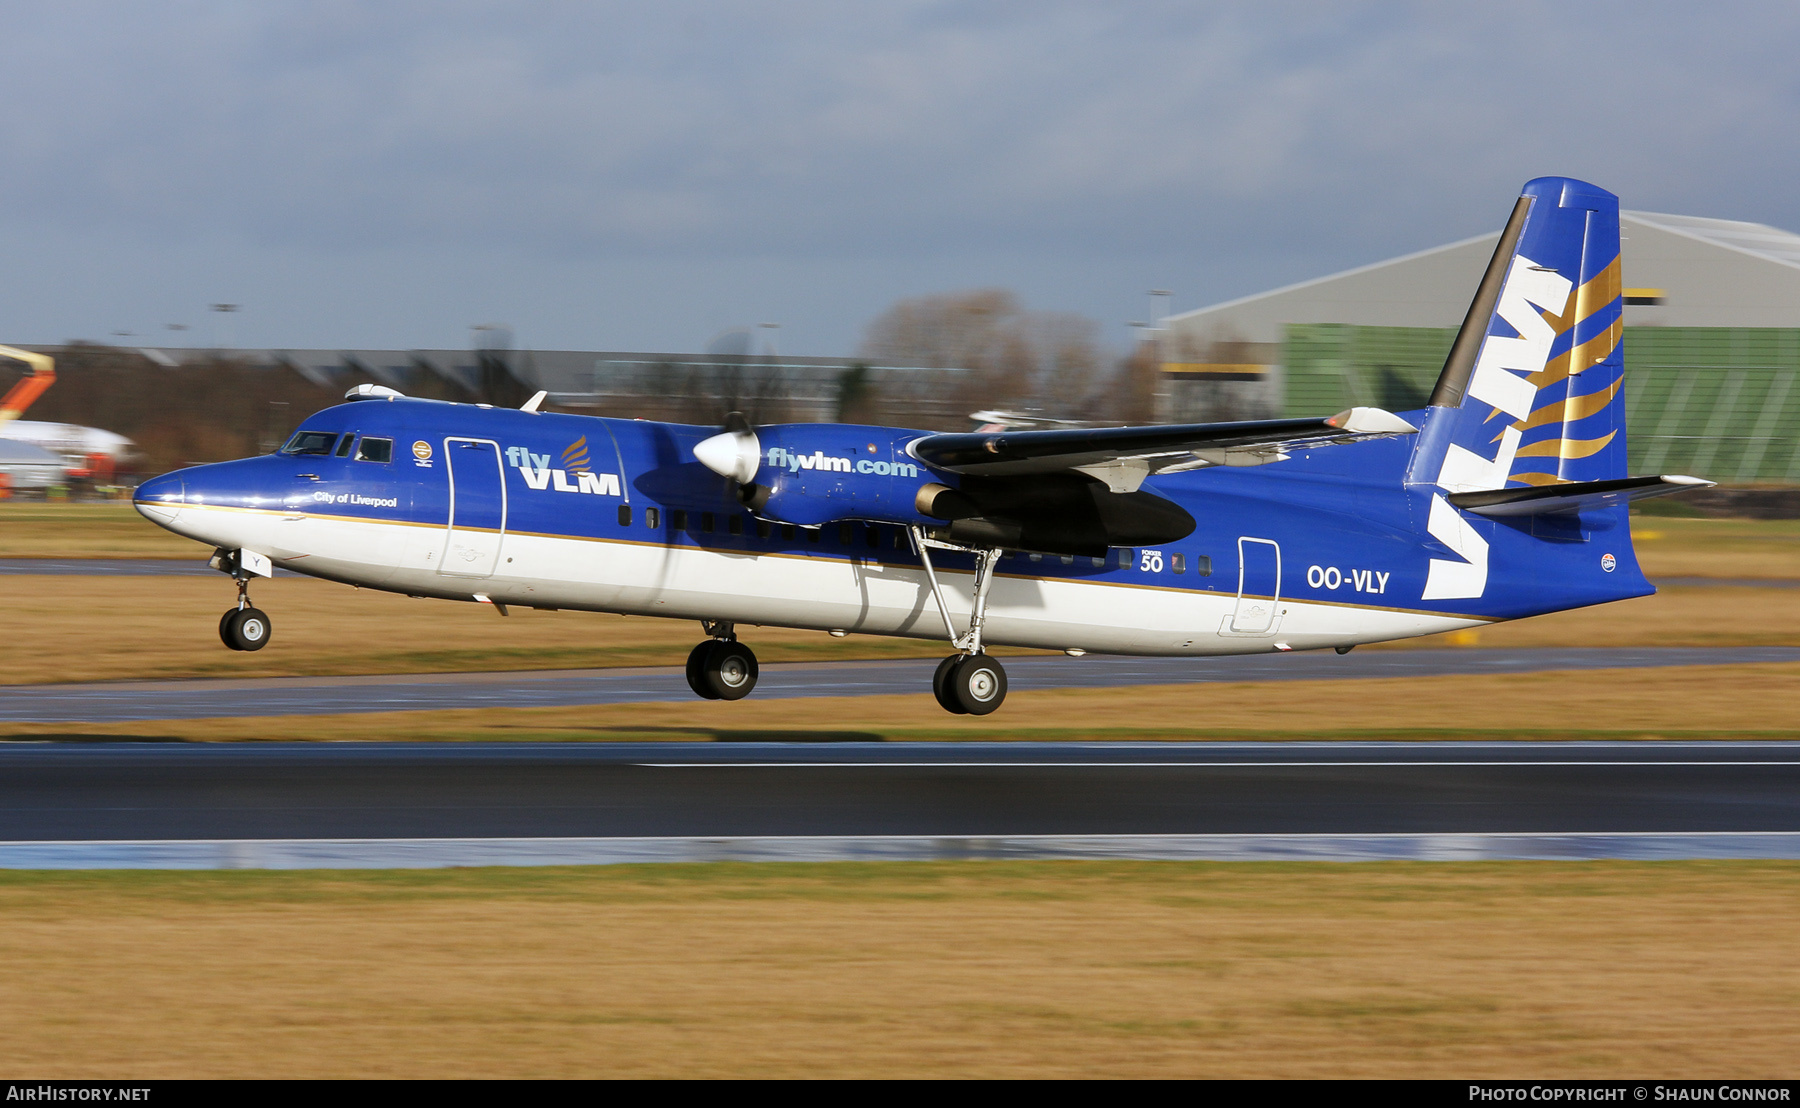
(505, 439, 622, 496)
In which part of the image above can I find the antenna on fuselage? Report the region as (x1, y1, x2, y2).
(520, 390, 548, 413)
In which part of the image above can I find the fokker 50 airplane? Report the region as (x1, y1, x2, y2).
(135, 177, 1710, 715)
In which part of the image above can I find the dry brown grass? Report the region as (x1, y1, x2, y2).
(0, 862, 1795, 1078)
(0, 501, 200, 558)
(2, 575, 985, 685)
(14, 571, 1800, 683)
(2, 505, 1795, 685)
(6, 575, 1797, 686)
(1633, 516, 1800, 579)
(7, 662, 1796, 742)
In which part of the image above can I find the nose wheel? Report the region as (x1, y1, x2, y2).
(214, 552, 273, 652)
(220, 606, 272, 652)
(684, 621, 759, 700)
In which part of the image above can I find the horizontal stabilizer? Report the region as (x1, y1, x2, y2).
(909, 408, 1416, 483)
(1449, 474, 1713, 517)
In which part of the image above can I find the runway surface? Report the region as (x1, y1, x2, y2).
(2, 740, 1797, 844)
(7, 646, 1800, 723)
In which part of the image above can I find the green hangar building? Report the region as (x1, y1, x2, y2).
(1160, 211, 1800, 484)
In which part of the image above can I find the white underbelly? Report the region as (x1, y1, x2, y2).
(289, 522, 1478, 657)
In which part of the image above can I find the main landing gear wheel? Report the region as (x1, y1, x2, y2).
(907, 526, 1009, 716)
(221, 607, 272, 652)
(933, 655, 969, 714)
(685, 639, 760, 701)
(685, 641, 721, 700)
(942, 653, 1007, 715)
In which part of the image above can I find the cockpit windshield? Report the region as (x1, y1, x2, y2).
(281, 431, 340, 456)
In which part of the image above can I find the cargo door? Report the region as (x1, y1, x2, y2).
(1231, 537, 1281, 633)
(439, 438, 506, 578)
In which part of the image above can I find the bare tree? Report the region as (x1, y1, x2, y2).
(858, 289, 1112, 425)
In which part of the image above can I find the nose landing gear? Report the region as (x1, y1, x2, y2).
(211, 549, 273, 652)
(684, 620, 759, 700)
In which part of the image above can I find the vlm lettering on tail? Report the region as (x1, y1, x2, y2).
(135, 177, 1712, 714)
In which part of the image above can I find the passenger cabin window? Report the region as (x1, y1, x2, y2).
(618, 505, 632, 527)
(1171, 553, 1186, 574)
(335, 435, 357, 458)
(701, 513, 715, 534)
(756, 520, 772, 539)
(837, 522, 854, 545)
(728, 516, 743, 536)
(671, 509, 687, 531)
(780, 524, 795, 541)
(355, 437, 393, 463)
(865, 525, 880, 549)
(646, 507, 660, 529)
(281, 431, 339, 456)
(1194, 554, 1213, 577)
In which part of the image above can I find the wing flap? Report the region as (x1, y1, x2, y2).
(909, 407, 1415, 478)
(1449, 474, 1713, 517)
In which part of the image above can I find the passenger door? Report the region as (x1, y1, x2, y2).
(439, 438, 506, 578)
(1231, 537, 1281, 634)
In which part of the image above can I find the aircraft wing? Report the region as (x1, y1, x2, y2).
(908, 407, 1416, 491)
(1448, 474, 1714, 517)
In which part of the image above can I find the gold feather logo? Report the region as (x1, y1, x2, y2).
(561, 437, 591, 474)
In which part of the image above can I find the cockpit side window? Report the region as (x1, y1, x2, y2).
(281, 431, 339, 456)
(356, 437, 393, 463)
(335, 435, 357, 458)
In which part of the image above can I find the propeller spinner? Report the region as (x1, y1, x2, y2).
(693, 412, 761, 484)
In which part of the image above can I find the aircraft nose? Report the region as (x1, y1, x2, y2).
(133, 473, 185, 526)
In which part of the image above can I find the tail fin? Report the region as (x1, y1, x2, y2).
(1410, 176, 1626, 492)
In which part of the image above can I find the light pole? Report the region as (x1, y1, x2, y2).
(210, 304, 240, 353)
(1148, 289, 1172, 334)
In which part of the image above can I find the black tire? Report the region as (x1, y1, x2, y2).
(702, 640, 759, 701)
(950, 654, 1007, 715)
(219, 608, 245, 651)
(225, 607, 272, 652)
(686, 641, 721, 700)
(933, 654, 969, 714)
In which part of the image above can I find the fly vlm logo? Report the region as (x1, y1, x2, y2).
(505, 438, 622, 496)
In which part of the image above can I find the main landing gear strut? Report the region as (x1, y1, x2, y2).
(685, 620, 760, 701)
(210, 548, 272, 652)
(909, 525, 1008, 716)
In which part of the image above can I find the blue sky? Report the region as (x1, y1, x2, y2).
(1, 1, 1796, 356)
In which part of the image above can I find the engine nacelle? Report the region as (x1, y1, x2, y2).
(691, 423, 1196, 555)
(697, 424, 942, 529)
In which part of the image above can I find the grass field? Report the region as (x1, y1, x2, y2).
(1, 861, 1794, 1078)
(7, 661, 1799, 742)
(3, 572, 1796, 686)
